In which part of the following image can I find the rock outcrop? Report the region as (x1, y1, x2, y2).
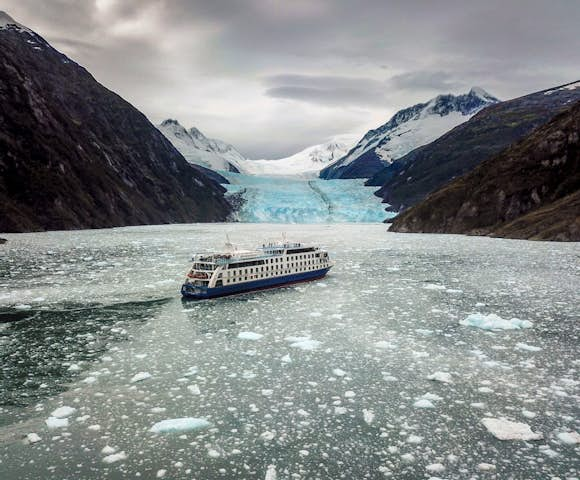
(389, 100, 580, 241)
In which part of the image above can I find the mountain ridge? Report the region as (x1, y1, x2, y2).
(389, 99, 580, 241)
(370, 80, 580, 212)
(157, 119, 246, 174)
(320, 88, 498, 179)
(0, 13, 231, 233)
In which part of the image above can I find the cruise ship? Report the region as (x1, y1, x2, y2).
(181, 239, 333, 299)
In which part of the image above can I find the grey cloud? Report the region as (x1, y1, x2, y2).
(387, 71, 465, 94)
(1, 0, 579, 158)
(264, 74, 387, 106)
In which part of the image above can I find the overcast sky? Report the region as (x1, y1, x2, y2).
(4, 0, 579, 158)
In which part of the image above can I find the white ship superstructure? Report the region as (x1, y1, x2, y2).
(181, 240, 333, 299)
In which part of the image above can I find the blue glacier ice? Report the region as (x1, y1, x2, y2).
(221, 172, 393, 223)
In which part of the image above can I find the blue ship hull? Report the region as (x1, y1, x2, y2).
(181, 267, 331, 300)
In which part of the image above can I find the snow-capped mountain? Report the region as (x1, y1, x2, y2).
(157, 119, 247, 173)
(320, 88, 499, 179)
(242, 134, 359, 178)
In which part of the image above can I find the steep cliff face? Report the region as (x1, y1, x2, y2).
(390, 100, 580, 241)
(0, 13, 231, 233)
(371, 81, 580, 212)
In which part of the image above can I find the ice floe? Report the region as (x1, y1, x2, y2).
(413, 399, 435, 409)
(130, 371, 152, 383)
(515, 342, 542, 352)
(46, 417, 69, 428)
(102, 451, 127, 464)
(460, 313, 533, 330)
(150, 418, 211, 434)
(25, 433, 41, 444)
(556, 431, 580, 445)
(285, 336, 321, 350)
(237, 331, 263, 340)
(187, 384, 201, 395)
(481, 418, 543, 440)
(265, 464, 277, 480)
(50, 406, 76, 418)
(427, 371, 453, 384)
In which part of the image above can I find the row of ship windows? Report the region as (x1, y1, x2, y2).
(223, 258, 328, 278)
(218, 263, 326, 285)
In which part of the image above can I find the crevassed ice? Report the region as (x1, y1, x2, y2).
(222, 173, 392, 223)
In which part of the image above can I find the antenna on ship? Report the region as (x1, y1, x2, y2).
(225, 234, 235, 253)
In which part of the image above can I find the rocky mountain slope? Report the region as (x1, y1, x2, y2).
(370, 81, 580, 211)
(320, 88, 498, 179)
(389, 99, 580, 241)
(157, 119, 246, 173)
(0, 12, 231, 233)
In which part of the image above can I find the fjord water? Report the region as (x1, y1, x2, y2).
(0, 224, 578, 479)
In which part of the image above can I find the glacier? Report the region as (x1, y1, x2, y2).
(222, 172, 391, 223)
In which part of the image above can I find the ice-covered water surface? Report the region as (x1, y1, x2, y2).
(0, 224, 578, 480)
(223, 173, 393, 223)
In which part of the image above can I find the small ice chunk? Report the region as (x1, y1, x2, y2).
(46, 417, 69, 429)
(207, 449, 220, 458)
(334, 406, 347, 415)
(102, 451, 127, 464)
(407, 434, 423, 444)
(67, 364, 81, 372)
(281, 354, 292, 363)
(150, 418, 211, 434)
(287, 337, 321, 351)
(557, 431, 580, 445)
(333, 368, 347, 377)
(363, 409, 375, 425)
(187, 384, 201, 395)
(427, 372, 453, 384)
(87, 424, 101, 431)
(421, 392, 442, 401)
(426, 463, 445, 473)
(156, 470, 166, 478)
(478, 463, 496, 471)
(423, 283, 446, 290)
(413, 399, 435, 409)
(238, 331, 263, 340)
(344, 391, 356, 398)
(515, 343, 542, 352)
(51, 406, 76, 418)
(481, 418, 543, 440)
(460, 313, 533, 330)
(401, 453, 415, 463)
(101, 445, 116, 455)
(261, 389, 273, 396)
(26, 433, 41, 444)
(260, 431, 275, 441)
(521, 409, 536, 419)
(375, 341, 395, 349)
(265, 464, 277, 480)
(131, 372, 152, 383)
